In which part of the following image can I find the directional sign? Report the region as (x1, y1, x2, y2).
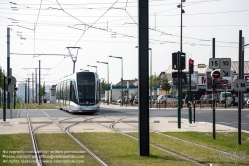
(234, 79, 247, 92)
(220, 58, 231, 69)
(209, 58, 220, 69)
(220, 69, 231, 77)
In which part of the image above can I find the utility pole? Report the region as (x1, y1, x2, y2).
(39, 60, 41, 105)
(28, 78, 30, 103)
(23, 67, 51, 103)
(67, 47, 81, 73)
(7, 27, 10, 109)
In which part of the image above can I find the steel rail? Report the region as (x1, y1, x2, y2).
(30, 104, 108, 166)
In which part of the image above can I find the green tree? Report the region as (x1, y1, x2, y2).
(40, 82, 46, 100)
(0, 66, 4, 106)
(150, 74, 162, 86)
(160, 74, 171, 94)
(100, 79, 107, 94)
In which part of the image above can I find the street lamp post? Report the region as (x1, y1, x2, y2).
(149, 48, 152, 108)
(109, 55, 123, 107)
(97, 61, 109, 105)
(87, 65, 97, 73)
(135, 46, 153, 108)
(177, 0, 185, 127)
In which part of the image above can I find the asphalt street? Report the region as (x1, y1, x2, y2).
(0, 107, 248, 132)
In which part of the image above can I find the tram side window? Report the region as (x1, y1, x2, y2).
(71, 82, 77, 103)
(57, 84, 60, 100)
(66, 81, 70, 100)
(60, 83, 63, 100)
(56, 84, 58, 99)
(63, 82, 67, 100)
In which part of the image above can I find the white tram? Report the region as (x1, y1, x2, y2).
(56, 71, 100, 113)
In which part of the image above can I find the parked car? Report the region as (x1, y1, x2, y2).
(133, 96, 138, 104)
(219, 92, 233, 104)
(117, 96, 128, 104)
(243, 93, 249, 105)
(157, 94, 177, 104)
(201, 94, 212, 104)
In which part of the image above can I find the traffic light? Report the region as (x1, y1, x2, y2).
(189, 59, 194, 74)
(180, 52, 186, 70)
(172, 52, 178, 70)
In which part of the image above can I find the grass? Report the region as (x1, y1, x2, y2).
(73, 132, 197, 166)
(0, 103, 57, 110)
(26, 103, 57, 109)
(0, 103, 22, 109)
(0, 134, 33, 166)
(163, 132, 249, 157)
(35, 133, 99, 166)
(129, 132, 249, 166)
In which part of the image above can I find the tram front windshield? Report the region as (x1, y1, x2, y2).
(77, 73, 95, 104)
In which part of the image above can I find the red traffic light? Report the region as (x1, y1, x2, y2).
(211, 70, 221, 79)
(189, 60, 194, 65)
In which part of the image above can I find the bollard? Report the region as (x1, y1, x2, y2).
(193, 101, 196, 123)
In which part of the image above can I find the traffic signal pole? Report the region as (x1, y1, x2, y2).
(212, 38, 216, 140)
(177, 52, 181, 128)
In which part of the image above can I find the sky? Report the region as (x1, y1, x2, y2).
(0, 0, 249, 86)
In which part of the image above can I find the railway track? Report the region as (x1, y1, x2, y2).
(23, 103, 108, 166)
(89, 115, 249, 165)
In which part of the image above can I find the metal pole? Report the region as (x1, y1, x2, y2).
(9, 68, 12, 119)
(28, 78, 30, 103)
(35, 68, 37, 103)
(138, 0, 149, 156)
(121, 58, 123, 107)
(7, 27, 10, 109)
(238, 30, 242, 145)
(107, 63, 109, 105)
(25, 82, 27, 103)
(194, 101, 195, 123)
(242, 37, 245, 109)
(73, 61, 75, 74)
(3, 76, 6, 121)
(32, 73, 34, 103)
(150, 49, 152, 108)
(180, 0, 183, 110)
(177, 52, 181, 128)
(39, 60, 41, 105)
(212, 38, 216, 140)
(189, 72, 192, 124)
(225, 88, 226, 109)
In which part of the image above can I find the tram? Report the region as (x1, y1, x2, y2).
(56, 71, 100, 113)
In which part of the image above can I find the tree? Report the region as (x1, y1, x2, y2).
(0, 67, 4, 106)
(150, 74, 160, 86)
(160, 74, 171, 94)
(40, 82, 46, 100)
(100, 79, 108, 94)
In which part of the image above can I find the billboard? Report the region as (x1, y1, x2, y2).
(206, 71, 233, 91)
(172, 71, 198, 91)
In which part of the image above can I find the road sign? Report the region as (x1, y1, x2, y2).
(220, 58, 231, 69)
(206, 71, 233, 91)
(220, 69, 231, 77)
(209, 58, 220, 69)
(171, 85, 176, 90)
(222, 82, 227, 88)
(211, 70, 221, 79)
(234, 79, 247, 92)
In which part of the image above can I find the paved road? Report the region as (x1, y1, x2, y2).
(1, 107, 248, 132)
